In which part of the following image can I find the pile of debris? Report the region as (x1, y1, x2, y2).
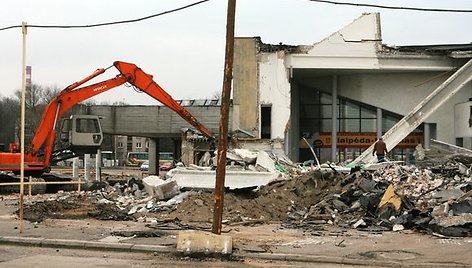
(165, 148, 296, 190)
(19, 146, 472, 237)
(284, 162, 472, 237)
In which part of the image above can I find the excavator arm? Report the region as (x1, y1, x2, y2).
(1, 61, 213, 174)
(113, 61, 213, 138)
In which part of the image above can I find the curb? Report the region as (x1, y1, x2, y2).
(0, 236, 175, 253)
(0, 236, 468, 267)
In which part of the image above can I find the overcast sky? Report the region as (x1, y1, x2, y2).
(1, 0, 471, 105)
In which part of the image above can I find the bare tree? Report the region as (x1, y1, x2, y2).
(14, 83, 44, 110)
(0, 96, 20, 147)
(112, 100, 127, 106)
(82, 99, 97, 106)
(1, 83, 77, 149)
(211, 90, 221, 100)
(41, 85, 62, 103)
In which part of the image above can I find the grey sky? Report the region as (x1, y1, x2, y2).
(0, 0, 471, 105)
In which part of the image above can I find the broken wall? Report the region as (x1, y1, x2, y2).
(258, 51, 291, 140)
(233, 38, 259, 136)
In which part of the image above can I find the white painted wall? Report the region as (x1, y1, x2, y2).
(286, 13, 380, 70)
(455, 101, 472, 138)
(258, 51, 291, 139)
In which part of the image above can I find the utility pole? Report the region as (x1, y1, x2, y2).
(19, 21, 27, 233)
(212, 0, 236, 235)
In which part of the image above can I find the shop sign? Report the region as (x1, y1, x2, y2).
(306, 132, 423, 148)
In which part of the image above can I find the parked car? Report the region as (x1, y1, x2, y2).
(140, 160, 149, 171)
(159, 162, 174, 171)
(140, 160, 174, 172)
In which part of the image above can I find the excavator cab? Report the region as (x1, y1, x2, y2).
(58, 115, 103, 155)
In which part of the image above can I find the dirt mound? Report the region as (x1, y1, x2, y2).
(22, 195, 130, 222)
(167, 171, 342, 223)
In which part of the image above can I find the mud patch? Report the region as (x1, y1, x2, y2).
(352, 250, 421, 260)
(111, 230, 165, 238)
(22, 197, 93, 222)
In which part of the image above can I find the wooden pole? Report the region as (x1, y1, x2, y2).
(212, 0, 236, 235)
(19, 21, 27, 234)
(28, 176, 32, 198)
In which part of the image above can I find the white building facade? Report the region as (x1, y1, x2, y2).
(233, 13, 472, 163)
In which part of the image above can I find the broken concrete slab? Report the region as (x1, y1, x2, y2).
(166, 168, 279, 190)
(176, 230, 232, 255)
(234, 149, 257, 164)
(432, 189, 465, 202)
(225, 151, 244, 163)
(142, 176, 180, 200)
(255, 151, 276, 173)
(431, 213, 472, 228)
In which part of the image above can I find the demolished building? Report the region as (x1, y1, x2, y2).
(232, 12, 472, 165)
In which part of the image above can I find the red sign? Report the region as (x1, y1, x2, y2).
(314, 132, 423, 148)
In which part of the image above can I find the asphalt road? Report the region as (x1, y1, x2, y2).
(0, 245, 373, 268)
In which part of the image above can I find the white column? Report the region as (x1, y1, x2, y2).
(377, 108, 382, 139)
(72, 157, 79, 179)
(95, 149, 101, 181)
(331, 75, 338, 162)
(84, 154, 91, 181)
(149, 138, 159, 175)
(424, 123, 431, 149)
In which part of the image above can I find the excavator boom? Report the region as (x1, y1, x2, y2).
(114, 61, 213, 138)
(0, 61, 213, 175)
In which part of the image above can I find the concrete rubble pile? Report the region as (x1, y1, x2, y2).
(22, 178, 198, 223)
(18, 143, 471, 238)
(287, 160, 472, 237)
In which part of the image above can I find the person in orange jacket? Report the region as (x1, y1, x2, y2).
(372, 137, 388, 163)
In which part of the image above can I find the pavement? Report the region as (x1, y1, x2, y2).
(1, 195, 471, 267)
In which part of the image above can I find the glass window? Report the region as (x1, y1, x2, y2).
(382, 116, 397, 132)
(360, 119, 376, 132)
(340, 119, 360, 132)
(343, 102, 360, 118)
(159, 152, 174, 160)
(320, 93, 332, 104)
(76, 118, 99, 133)
(321, 119, 332, 132)
(361, 107, 376, 119)
(320, 105, 332, 118)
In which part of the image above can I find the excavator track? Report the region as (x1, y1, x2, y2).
(0, 172, 78, 195)
(0, 173, 47, 195)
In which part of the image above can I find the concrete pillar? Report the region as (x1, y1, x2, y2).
(376, 108, 382, 139)
(424, 123, 431, 149)
(173, 138, 180, 162)
(289, 83, 300, 162)
(72, 157, 79, 179)
(149, 138, 160, 175)
(331, 75, 338, 162)
(84, 154, 91, 181)
(95, 149, 101, 181)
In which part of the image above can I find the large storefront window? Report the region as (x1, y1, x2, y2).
(299, 90, 423, 164)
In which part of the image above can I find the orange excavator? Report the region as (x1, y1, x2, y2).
(0, 61, 213, 177)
